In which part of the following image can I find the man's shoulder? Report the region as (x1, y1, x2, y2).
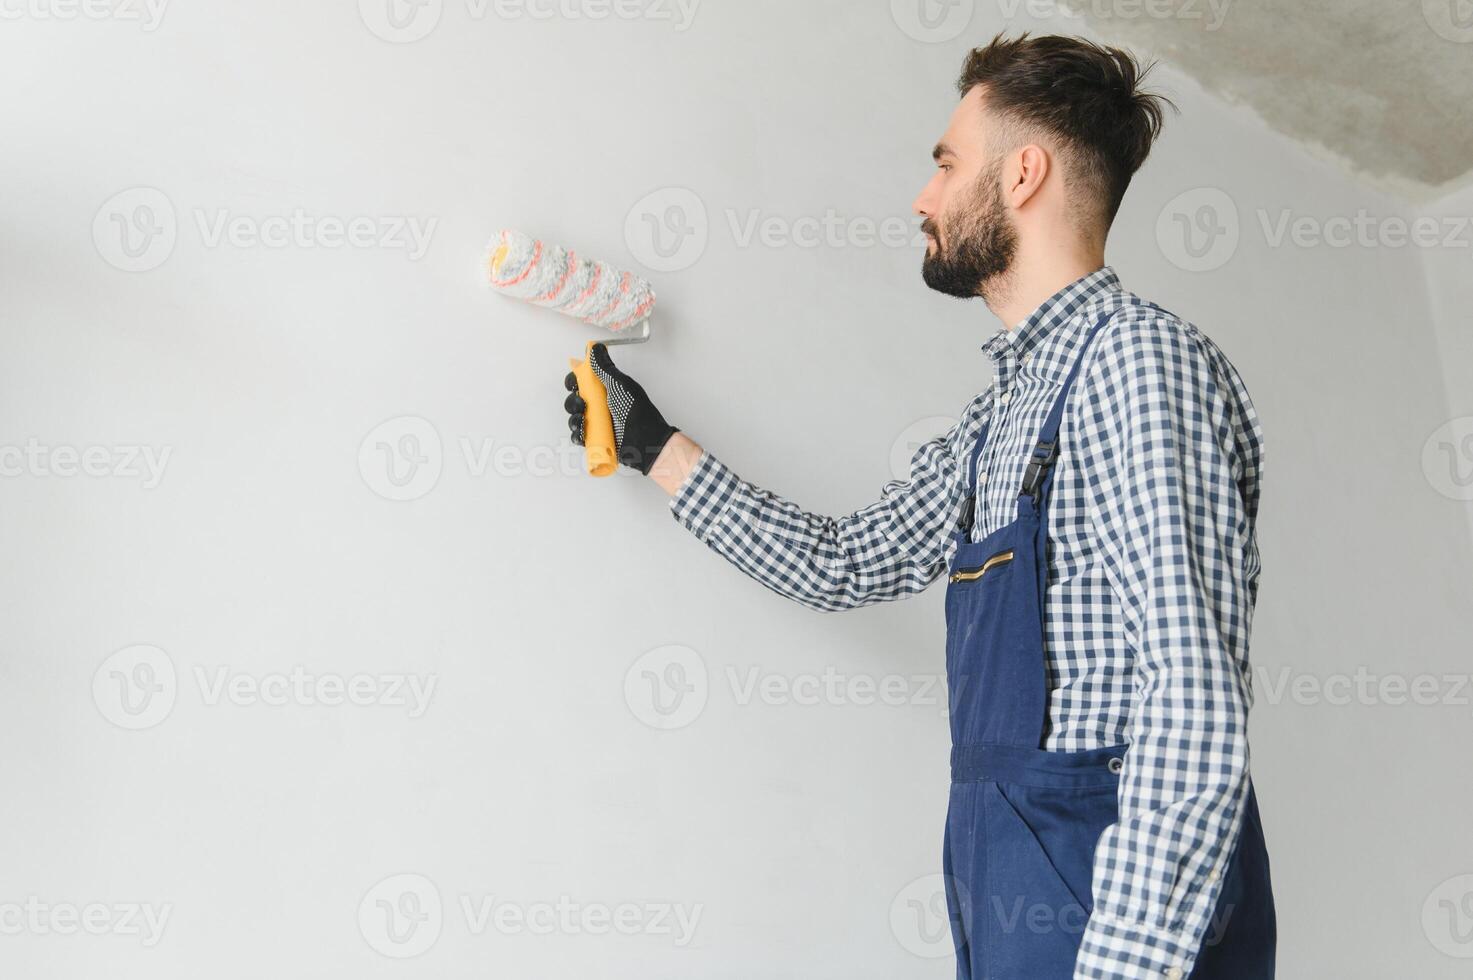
(1097, 292, 1201, 349)
(1084, 291, 1245, 384)
(1080, 290, 1265, 456)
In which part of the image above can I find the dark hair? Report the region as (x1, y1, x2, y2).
(956, 33, 1174, 228)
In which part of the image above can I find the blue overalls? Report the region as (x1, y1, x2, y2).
(941, 306, 1276, 979)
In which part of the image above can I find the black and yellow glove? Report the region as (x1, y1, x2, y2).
(563, 343, 678, 475)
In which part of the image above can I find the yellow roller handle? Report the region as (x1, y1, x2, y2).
(570, 340, 618, 477)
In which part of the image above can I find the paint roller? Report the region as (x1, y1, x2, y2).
(485, 229, 655, 477)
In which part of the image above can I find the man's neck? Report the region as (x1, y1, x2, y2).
(985, 249, 1106, 330)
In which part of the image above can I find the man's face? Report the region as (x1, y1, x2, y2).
(912, 87, 1017, 299)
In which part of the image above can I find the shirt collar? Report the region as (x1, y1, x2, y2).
(979, 265, 1120, 364)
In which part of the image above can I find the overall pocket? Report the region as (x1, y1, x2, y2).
(949, 548, 1015, 583)
(982, 781, 1113, 978)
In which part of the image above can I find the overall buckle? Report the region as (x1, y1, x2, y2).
(1018, 439, 1057, 501)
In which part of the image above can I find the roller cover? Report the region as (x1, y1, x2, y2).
(486, 229, 655, 333)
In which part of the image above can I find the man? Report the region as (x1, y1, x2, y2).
(563, 33, 1276, 980)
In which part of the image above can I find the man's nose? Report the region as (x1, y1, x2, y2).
(913, 173, 941, 217)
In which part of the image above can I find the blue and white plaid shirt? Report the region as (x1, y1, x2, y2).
(668, 267, 1265, 980)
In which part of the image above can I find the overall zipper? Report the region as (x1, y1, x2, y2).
(949, 549, 1014, 583)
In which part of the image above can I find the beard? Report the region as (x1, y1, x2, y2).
(921, 161, 1017, 301)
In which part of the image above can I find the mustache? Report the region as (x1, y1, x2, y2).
(921, 218, 939, 239)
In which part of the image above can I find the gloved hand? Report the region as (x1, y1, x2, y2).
(563, 343, 679, 475)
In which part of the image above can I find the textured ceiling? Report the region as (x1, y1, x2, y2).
(1061, 0, 1473, 195)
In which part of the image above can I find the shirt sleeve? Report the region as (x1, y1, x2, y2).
(667, 397, 987, 613)
(1071, 313, 1260, 980)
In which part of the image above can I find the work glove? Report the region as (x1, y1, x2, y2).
(563, 343, 679, 475)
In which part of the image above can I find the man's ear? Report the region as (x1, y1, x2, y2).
(1006, 144, 1050, 209)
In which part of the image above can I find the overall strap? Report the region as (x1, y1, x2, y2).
(1017, 301, 1159, 510)
(955, 416, 991, 538)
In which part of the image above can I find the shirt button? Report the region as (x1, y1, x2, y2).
(1165, 969, 1184, 980)
(999, 392, 1011, 405)
(1208, 869, 1220, 882)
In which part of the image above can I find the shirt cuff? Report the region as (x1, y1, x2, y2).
(668, 450, 739, 543)
(1075, 911, 1199, 980)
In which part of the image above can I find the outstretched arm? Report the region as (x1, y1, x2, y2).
(565, 344, 988, 613)
(658, 429, 972, 613)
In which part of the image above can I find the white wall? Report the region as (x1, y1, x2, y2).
(2, 3, 1470, 978)
(1418, 180, 1473, 556)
